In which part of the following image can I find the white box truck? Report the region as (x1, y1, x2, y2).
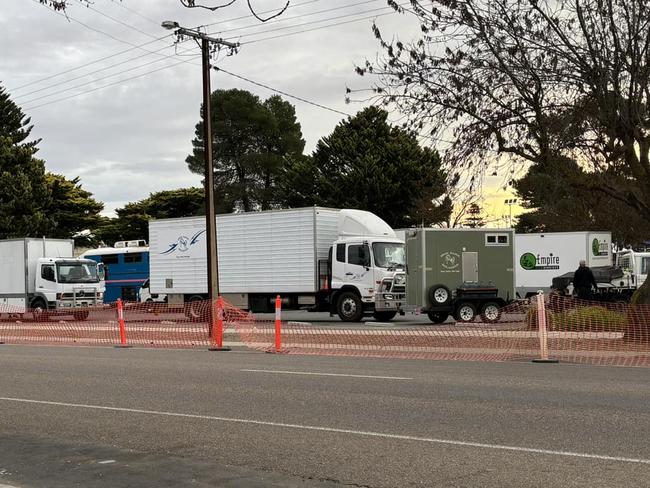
(0, 238, 105, 319)
(148, 207, 405, 321)
(514, 231, 612, 297)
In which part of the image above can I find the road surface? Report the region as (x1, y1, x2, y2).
(0, 345, 648, 487)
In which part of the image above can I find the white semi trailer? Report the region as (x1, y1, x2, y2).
(0, 238, 105, 319)
(148, 207, 405, 322)
(514, 231, 612, 297)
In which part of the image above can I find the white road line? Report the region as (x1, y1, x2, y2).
(0, 396, 648, 465)
(240, 369, 413, 380)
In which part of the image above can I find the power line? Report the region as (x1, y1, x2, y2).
(17, 3, 404, 111)
(209, 0, 382, 37)
(214, 66, 351, 117)
(19, 49, 200, 106)
(224, 4, 397, 41)
(108, 0, 161, 28)
(22, 58, 198, 111)
(13, 41, 189, 101)
(201, 0, 324, 28)
(241, 10, 399, 45)
(72, 0, 160, 39)
(8, 34, 171, 93)
(30, 0, 155, 50)
(14, 4, 393, 103)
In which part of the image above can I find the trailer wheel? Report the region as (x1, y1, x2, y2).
(372, 311, 397, 322)
(480, 302, 501, 323)
(428, 284, 451, 306)
(427, 311, 449, 324)
(455, 302, 476, 323)
(337, 292, 363, 322)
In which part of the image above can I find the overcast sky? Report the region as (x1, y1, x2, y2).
(1, 0, 518, 222)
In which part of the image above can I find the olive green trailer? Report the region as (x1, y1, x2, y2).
(404, 228, 515, 323)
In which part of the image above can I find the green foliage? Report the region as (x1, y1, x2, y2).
(463, 203, 485, 228)
(0, 85, 38, 149)
(45, 173, 104, 247)
(278, 107, 449, 228)
(95, 188, 205, 245)
(549, 307, 628, 331)
(186, 89, 305, 212)
(527, 306, 627, 331)
(0, 137, 51, 238)
(514, 160, 650, 246)
(0, 83, 103, 245)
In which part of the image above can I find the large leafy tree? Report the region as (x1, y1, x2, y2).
(361, 0, 650, 303)
(0, 84, 103, 243)
(46, 174, 104, 246)
(514, 161, 650, 245)
(278, 107, 449, 228)
(186, 89, 305, 212)
(96, 188, 205, 245)
(0, 137, 51, 238)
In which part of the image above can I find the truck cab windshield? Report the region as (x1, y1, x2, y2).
(372, 242, 406, 269)
(56, 262, 100, 283)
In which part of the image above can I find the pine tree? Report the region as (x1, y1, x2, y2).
(463, 203, 485, 228)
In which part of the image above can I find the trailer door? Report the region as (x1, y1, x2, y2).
(462, 252, 479, 283)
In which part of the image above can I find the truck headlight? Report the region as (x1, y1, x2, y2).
(394, 274, 406, 285)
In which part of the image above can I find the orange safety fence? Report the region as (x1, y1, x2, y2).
(0, 295, 649, 367)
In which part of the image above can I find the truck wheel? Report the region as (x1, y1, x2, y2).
(73, 310, 90, 321)
(480, 302, 501, 323)
(427, 311, 449, 324)
(31, 298, 49, 322)
(455, 302, 476, 323)
(184, 296, 204, 322)
(428, 284, 451, 306)
(337, 292, 363, 322)
(372, 311, 397, 322)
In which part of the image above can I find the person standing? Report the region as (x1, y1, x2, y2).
(573, 260, 597, 300)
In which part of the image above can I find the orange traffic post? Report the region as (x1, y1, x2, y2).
(532, 291, 558, 363)
(209, 296, 231, 351)
(114, 298, 131, 349)
(275, 295, 282, 353)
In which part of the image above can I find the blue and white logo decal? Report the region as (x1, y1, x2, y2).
(161, 230, 205, 255)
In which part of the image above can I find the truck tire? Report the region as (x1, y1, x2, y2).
(454, 302, 476, 323)
(31, 298, 49, 322)
(337, 291, 364, 322)
(427, 311, 449, 324)
(428, 284, 451, 306)
(372, 311, 397, 322)
(480, 302, 501, 323)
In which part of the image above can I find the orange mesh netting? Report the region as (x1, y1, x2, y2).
(1, 295, 648, 367)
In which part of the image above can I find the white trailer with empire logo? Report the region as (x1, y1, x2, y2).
(0, 238, 105, 319)
(514, 231, 612, 297)
(148, 207, 405, 321)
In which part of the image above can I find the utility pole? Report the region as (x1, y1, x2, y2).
(162, 22, 238, 305)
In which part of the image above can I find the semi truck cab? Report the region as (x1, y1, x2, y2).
(323, 209, 406, 322)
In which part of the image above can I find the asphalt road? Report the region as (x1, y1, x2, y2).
(0, 346, 649, 488)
